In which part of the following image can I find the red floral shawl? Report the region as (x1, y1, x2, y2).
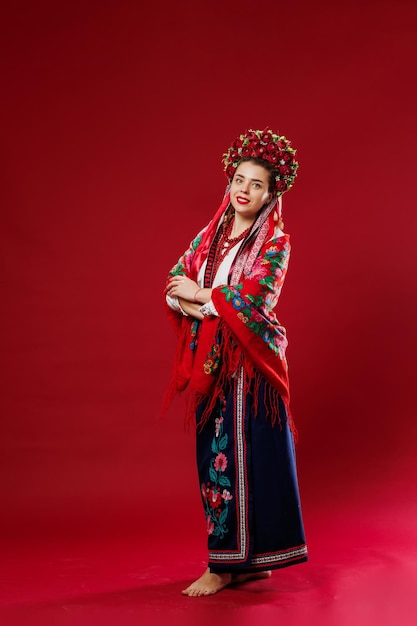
(164, 193, 295, 434)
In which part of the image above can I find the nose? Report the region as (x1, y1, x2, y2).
(241, 181, 250, 193)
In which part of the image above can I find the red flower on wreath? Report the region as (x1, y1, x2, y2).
(279, 165, 292, 176)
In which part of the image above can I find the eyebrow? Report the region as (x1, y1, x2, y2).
(236, 175, 265, 184)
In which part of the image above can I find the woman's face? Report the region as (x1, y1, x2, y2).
(229, 161, 272, 221)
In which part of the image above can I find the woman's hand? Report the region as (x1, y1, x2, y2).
(166, 275, 199, 302)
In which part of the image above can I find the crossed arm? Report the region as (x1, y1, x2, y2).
(166, 275, 212, 320)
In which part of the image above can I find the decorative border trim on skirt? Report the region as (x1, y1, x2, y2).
(208, 368, 307, 570)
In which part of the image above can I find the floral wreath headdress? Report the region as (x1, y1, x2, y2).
(222, 127, 298, 196)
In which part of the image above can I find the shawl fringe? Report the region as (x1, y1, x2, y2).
(182, 321, 298, 441)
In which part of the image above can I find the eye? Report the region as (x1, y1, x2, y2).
(252, 183, 261, 189)
(235, 177, 243, 184)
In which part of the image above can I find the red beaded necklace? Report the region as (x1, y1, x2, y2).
(211, 216, 251, 279)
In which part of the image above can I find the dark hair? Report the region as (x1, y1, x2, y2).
(239, 157, 277, 194)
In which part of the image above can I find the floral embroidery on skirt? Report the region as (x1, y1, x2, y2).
(196, 371, 308, 573)
(201, 401, 233, 538)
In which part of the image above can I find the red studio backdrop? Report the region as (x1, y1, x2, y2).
(1, 0, 417, 619)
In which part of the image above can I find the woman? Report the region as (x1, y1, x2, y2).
(165, 128, 307, 596)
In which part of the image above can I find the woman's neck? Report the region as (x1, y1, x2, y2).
(231, 213, 256, 237)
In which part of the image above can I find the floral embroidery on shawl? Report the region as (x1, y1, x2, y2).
(168, 229, 205, 278)
(190, 319, 199, 351)
(217, 238, 290, 359)
(203, 340, 221, 375)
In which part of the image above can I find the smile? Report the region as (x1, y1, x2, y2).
(236, 196, 250, 205)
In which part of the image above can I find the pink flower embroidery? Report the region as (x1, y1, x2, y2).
(249, 257, 269, 280)
(207, 516, 214, 535)
(249, 264, 268, 280)
(251, 310, 265, 323)
(214, 453, 228, 472)
(215, 417, 224, 437)
(222, 489, 233, 501)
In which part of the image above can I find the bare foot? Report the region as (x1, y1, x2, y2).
(182, 568, 232, 597)
(232, 570, 272, 585)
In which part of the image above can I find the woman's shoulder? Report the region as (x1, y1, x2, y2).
(275, 226, 287, 238)
(269, 227, 290, 245)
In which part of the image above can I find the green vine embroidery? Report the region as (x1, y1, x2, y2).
(201, 407, 233, 538)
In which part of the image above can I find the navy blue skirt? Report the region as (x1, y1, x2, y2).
(196, 368, 308, 573)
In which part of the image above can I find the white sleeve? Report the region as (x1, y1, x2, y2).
(199, 300, 219, 317)
(166, 294, 189, 316)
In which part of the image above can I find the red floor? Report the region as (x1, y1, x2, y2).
(1, 494, 416, 626)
